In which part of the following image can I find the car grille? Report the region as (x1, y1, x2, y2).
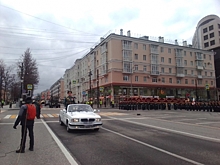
(81, 118, 95, 122)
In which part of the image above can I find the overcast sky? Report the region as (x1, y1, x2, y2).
(0, 0, 220, 95)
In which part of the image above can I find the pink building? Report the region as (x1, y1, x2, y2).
(88, 30, 216, 103)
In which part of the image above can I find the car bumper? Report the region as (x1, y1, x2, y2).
(68, 122, 103, 129)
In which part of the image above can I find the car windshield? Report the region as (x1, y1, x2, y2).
(68, 104, 93, 112)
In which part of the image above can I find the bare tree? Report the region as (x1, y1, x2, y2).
(18, 48, 39, 95)
(0, 60, 6, 101)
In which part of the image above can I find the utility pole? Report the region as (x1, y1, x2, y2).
(195, 79, 198, 101)
(97, 69, 99, 108)
(20, 62, 24, 107)
(88, 70, 92, 100)
(0, 68, 2, 101)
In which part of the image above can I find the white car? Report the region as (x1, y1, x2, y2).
(59, 104, 102, 132)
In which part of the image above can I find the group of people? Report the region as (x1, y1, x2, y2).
(119, 98, 220, 112)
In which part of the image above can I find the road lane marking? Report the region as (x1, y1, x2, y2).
(196, 121, 220, 125)
(106, 116, 220, 143)
(155, 115, 186, 119)
(4, 115, 11, 119)
(42, 114, 48, 118)
(41, 119, 78, 165)
(175, 119, 199, 121)
(10, 115, 17, 119)
(102, 127, 204, 165)
(47, 114, 54, 117)
(52, 114, 59, 117)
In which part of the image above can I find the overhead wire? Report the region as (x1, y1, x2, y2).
(0, 4, 100, 35)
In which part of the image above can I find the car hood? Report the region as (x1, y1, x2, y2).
(68, 112, 101, 118)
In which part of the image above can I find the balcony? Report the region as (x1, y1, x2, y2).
(176, 73, 185, 77)
(197, 75, 203, 79)
(150, 49, 159, 54)
(175, 52, 183, 58)
(176, 63, 184, 67)
(122, 44, 132, 50)
(196, 66, 204, 70)
(151, 71, 160, 75)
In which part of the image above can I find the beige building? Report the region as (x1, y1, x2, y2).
(50, 78, 64, 102)
(192, 15, 220, 99)
(64, 30, 216, 104)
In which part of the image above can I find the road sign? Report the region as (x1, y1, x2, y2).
(72, 80, 76, 84)
(27, 84, 33, 90)
(205, 84, 209, 90)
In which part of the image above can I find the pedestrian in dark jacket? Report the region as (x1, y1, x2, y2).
(13, 97, 37, 153)
(33, 100, 41, 119)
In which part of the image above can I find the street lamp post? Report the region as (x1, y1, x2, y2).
(88, 70, 92, 100)
(195, 79, 198, 101)
(97, 69, 99, 108)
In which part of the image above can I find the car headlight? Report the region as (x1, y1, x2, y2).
(72, 118, 79, 122)
(95, 118, 101, 122)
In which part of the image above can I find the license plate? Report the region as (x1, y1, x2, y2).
(85, 125, 92, 128)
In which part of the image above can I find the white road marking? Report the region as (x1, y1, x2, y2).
(103, 127, 204, 165)
(196, 121, 220, 125)
(155, 115, 186, 119)
(47, 114, 54, 117)
(176, 118, 198, 121)
(106, 116, 220, 143)
(41, 119, 78, 165)
(197, 118, 207, 120)
(3, 115, 10, 119)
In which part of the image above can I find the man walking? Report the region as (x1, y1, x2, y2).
(13, 97, 37, 153)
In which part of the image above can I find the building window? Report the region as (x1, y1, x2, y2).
(168, 58, 171, 63)
(203, 28, 207, 33)
(143, 55, 146, 60)
(184, 70, 187, 75)
(161, 67, 164, 73)
(211, 81, 213, 85)
(143, 76, 147, 82)
(143, 65, 147, 72)
(123, 75, 129, 81)
(209, 55, 211, 60)
(168, 48, 171, 53)
(134, 43, 138, 49)
(191, 61, 193, 66)
(185, 79, 188, 84)
(203, 54, 206, 59)
(134, 65, 138, 71)
(209, 25, 213, 31)
(210, 72, 213, 76)
(161, 57, 164, 63)
(191, 79, 194, 84)
(204, 63, 206, 67)
(210, 40, 215, 46)
(184, 51, 186, 56)
(135, 76, 138, 81)
(204, 35, 208, 40)
(143, 44, 146, 50)
(169, 68, 172, 73)
(184, 60, 187, 66)
(191, 70, 194, 75)
(190, 52, 192, 57)
(169, 78, 172, 83)
(204, 42, 209, 48)
(160, 47, 164, 52)
(152, 78, 157, 82)
(198, 70, 202, 75)
(135, 54, 138, 60)
(210, 32, 214, 38)
(205, 71, 207, 76)
(162, 77, 165, 83)
(177, 79, 181, 84)
(198, 80, 202, 85)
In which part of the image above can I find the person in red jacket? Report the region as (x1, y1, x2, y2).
(13, 97, 37, 153)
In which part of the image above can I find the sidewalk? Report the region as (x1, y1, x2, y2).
(0, 119, 77, 165)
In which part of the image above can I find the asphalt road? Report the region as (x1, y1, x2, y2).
(1, 108, 220, 165)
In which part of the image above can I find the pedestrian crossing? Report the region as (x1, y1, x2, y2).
(1, 112, 128, 119)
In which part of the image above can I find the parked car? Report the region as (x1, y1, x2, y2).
(59, 104, 102, 132)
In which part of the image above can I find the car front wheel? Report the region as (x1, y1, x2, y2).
(66, 122, 71, 133)
(59, 117, 64, 126)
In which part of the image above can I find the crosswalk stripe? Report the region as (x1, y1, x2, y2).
(42, 114, 48, 118)
(52, 114, 59, 117)
(4, 115, 11, 119)
(10, 115, 17, 119)
(47, 114, 54, 117)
